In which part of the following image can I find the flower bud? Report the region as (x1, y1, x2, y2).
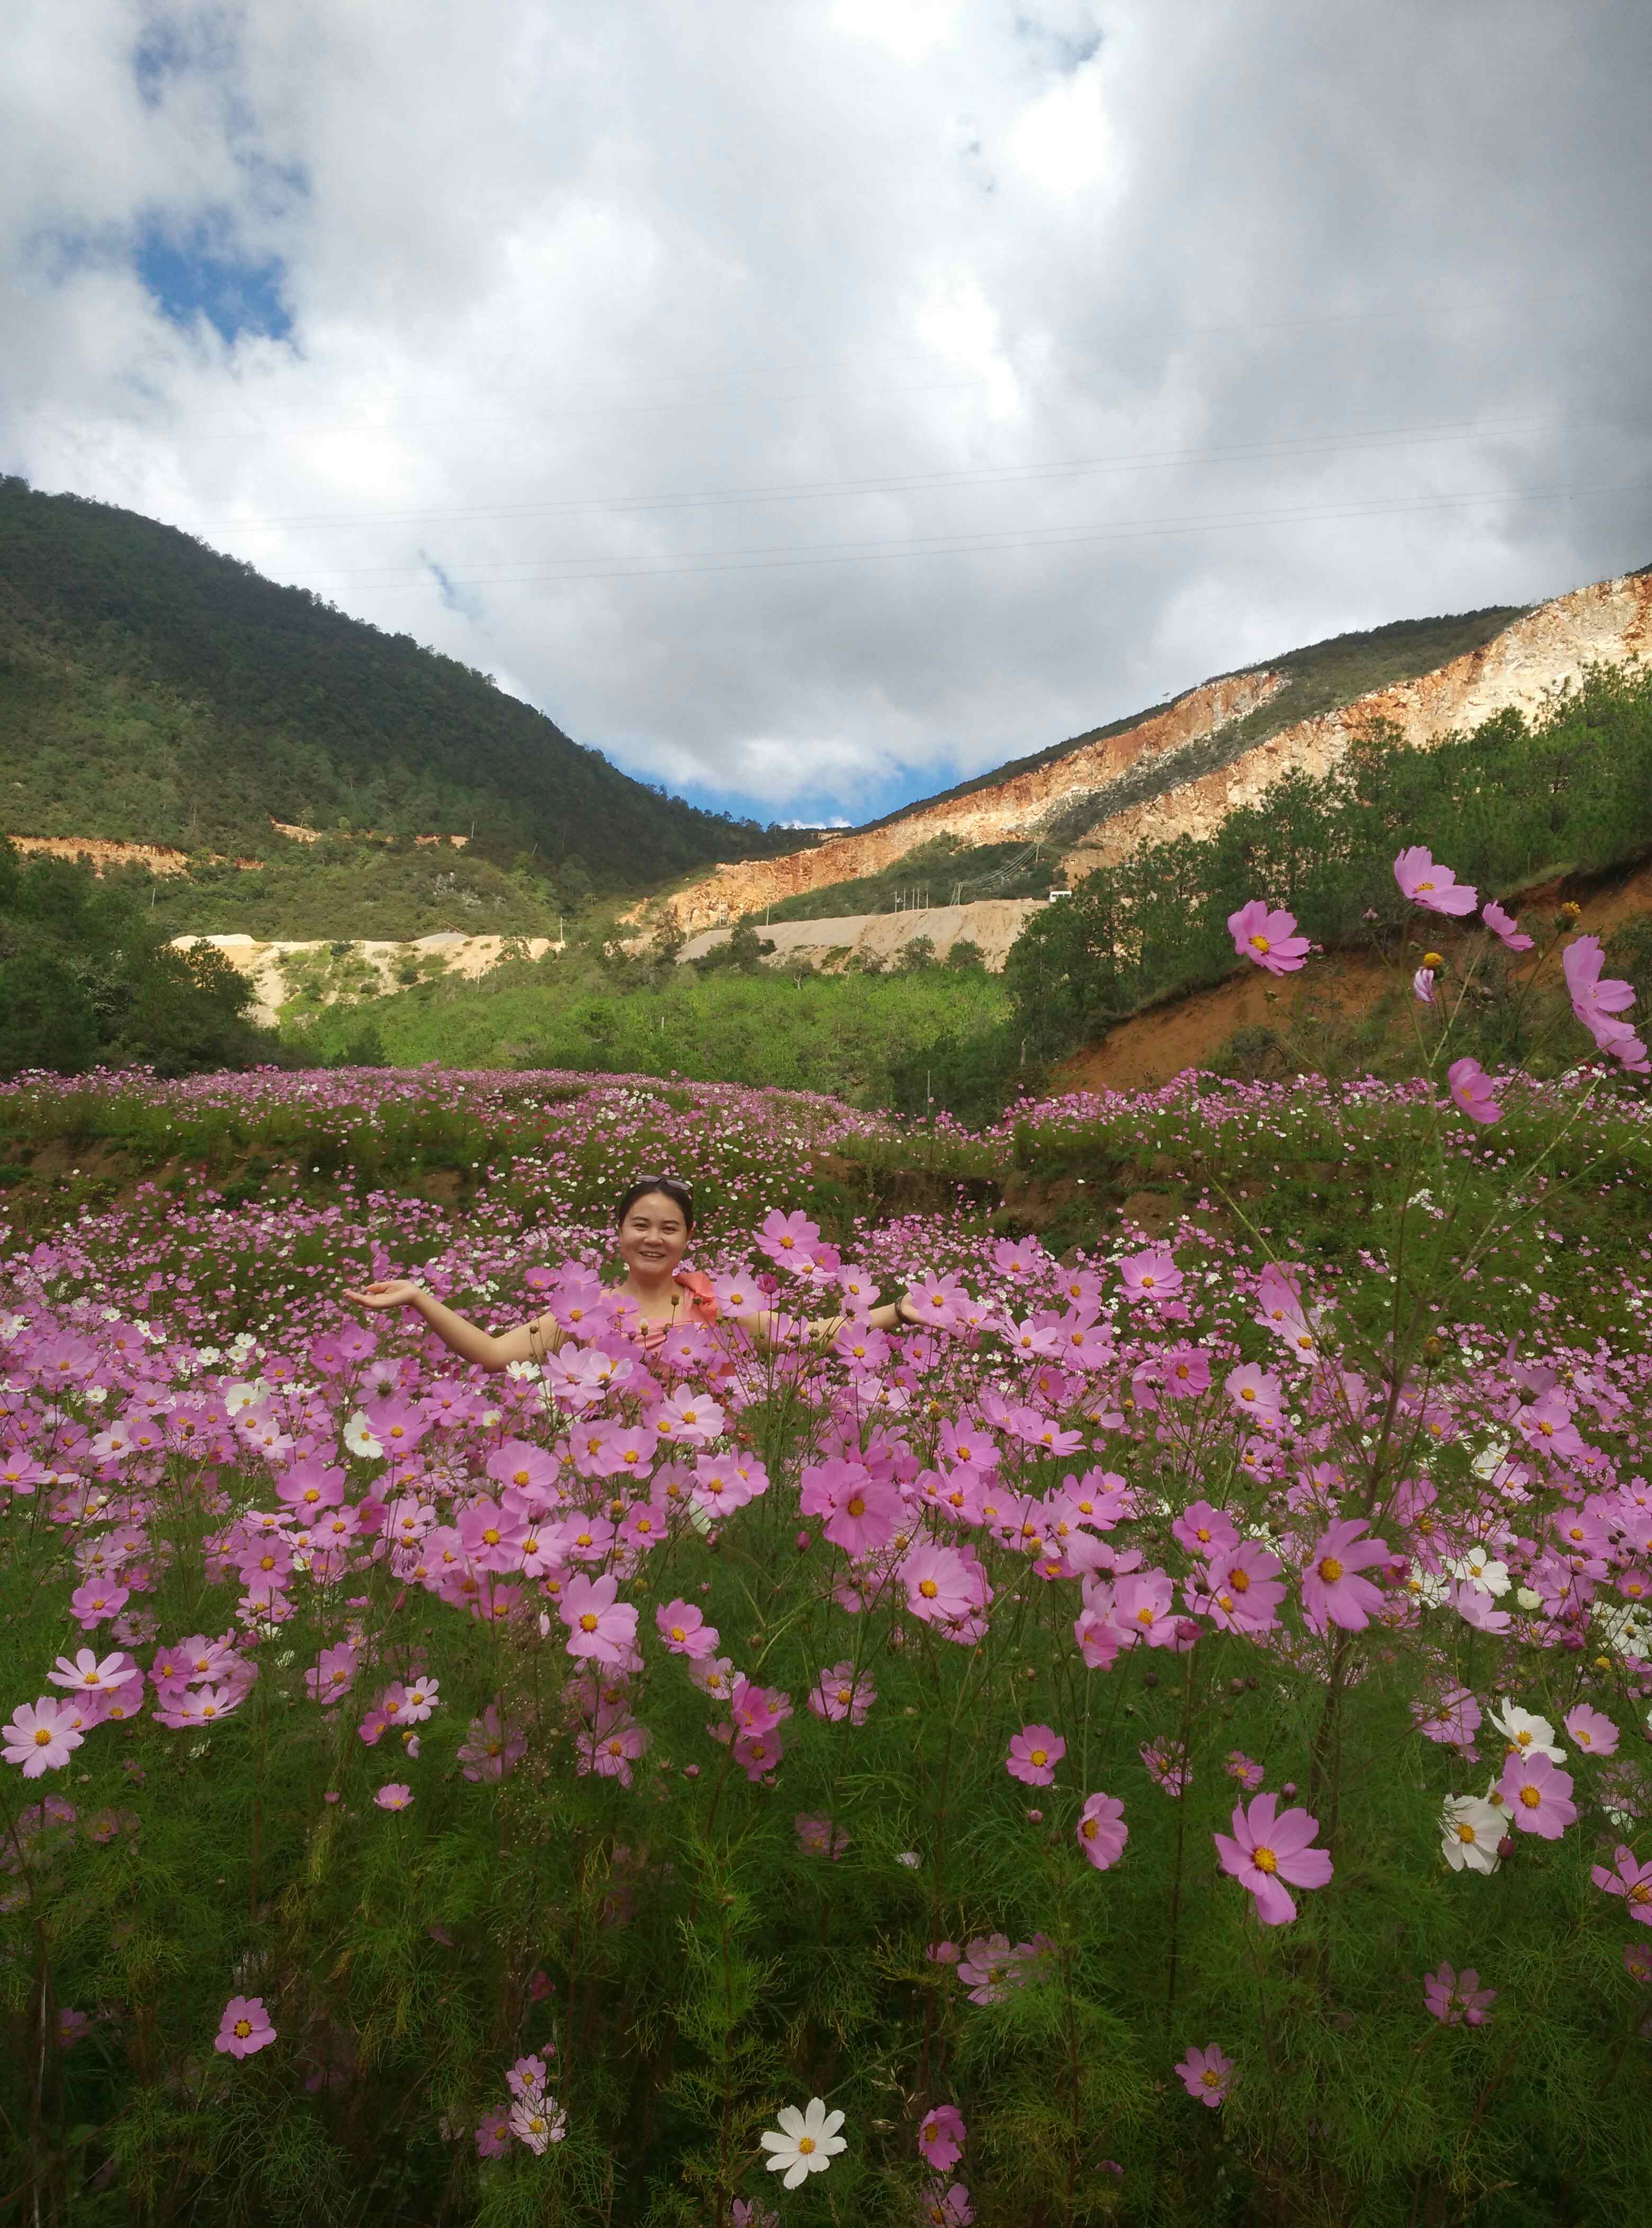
(1497, 1835, 1515, 1861)
(1422, 951, 1444, 971)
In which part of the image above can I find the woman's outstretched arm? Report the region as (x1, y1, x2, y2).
(342, 1280, 564, 1372)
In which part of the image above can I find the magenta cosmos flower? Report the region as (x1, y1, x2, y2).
(1175, 2043, 1234, 2107)
(3, 1697, 85, 1778)
(1591, 1846, 1652, 1922)
(1481, 900, 1533, 952)
(1228, 900, 1312, 976)
(1005, 1725, 1065, 1787)
(1497, 1750, 1576, 1840)
(374, 1783, 414, 1810)
(215, 1996, 276, 2058)
(1075, 1791, 1128, 1871)
(1446, 1057, 1502, 1126)
(918, 2104, 966, 2170)
(1300, 1519, 1391, 1631)
(1563, 935, 1636, 1036)
(1423, 1964, 1496, 2026)
(1395, 846, 1478, 915)
(1214, 1792, 1333, 1925)
(558, 1574, 639, 1666)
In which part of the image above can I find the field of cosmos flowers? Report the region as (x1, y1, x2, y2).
(3, 849, 1652, 2227)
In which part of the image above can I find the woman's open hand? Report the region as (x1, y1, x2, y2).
(343, 1279, 425, 1313)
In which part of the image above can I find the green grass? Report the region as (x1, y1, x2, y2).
(284, 955, 1009, 1104)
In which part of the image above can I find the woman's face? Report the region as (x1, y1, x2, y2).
(617, 1190, 689, 1281)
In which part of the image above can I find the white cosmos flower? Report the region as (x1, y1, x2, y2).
(1446, 1551, 1511, 1597)
(1515, 1586, 1543, 1611)
(344, 1411, 383, 1459)
(760, 2097, 847, 2189)
(1440, 1795, 1505, 1874)
(1489, 1700, 1565, 1763)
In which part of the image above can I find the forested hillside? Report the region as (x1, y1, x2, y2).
(0, 477, 793, 893)
(1005, 660, 1652, 1063)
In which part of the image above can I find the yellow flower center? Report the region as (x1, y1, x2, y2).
(1318, 1556, 1344, 1583)
(1249, 933, 1271, 954)
(33, 1727, 52, 1747)
(482, 1528, 500, 1546)
(847, 1496, 866, 1517)
(1201, 2069, 1223, 2089)
(234, 2019, 252, 2038)
(1252, 1845, 1278, 1874)
(1030, 1747, 1048, 1766)
(1230, 1568, 1251, 1594)
(1519, 1785, 1541, 1810)
(1456, 1820, 1478, 1843)
(670, 1625, 687, 1642)
(919, 1578, 939, 1599)
(797, 2135, 814, 2155)
(579, 1614, 599, 1633)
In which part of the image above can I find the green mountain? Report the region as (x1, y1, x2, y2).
(0, 475, 793, 897)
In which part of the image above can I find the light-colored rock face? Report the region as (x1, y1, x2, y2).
(660, 669, 1286, 934)
(675, 896, 1051, 973)
(659, 569, 1651, 935)
(1064, 570, 1652, 875)
(6, 836, 263, 875)
(170, 932, 556, 1027)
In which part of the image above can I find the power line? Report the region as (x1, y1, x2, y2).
(189, 410, 1590, 534)
(294, 474, 1649, 590)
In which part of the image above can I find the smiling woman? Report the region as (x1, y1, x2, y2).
(343, 1173, 926, 1362)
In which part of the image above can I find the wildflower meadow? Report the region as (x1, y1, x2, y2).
(3, 852, 1651, 2225)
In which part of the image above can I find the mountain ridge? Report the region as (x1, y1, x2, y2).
(0, 475, 794, 899)
(654, 570, 1652, 935)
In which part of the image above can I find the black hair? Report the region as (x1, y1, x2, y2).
(614, 1175, 695, 1232)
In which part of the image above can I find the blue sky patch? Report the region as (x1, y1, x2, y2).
(134, 214, 293, 345)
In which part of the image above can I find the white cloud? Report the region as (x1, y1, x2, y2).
(2, 0, 1648, 820)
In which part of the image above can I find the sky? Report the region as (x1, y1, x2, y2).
(4, 1, 1650, 831)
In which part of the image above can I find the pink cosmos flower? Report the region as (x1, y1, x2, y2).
(1214, 1792, 1333, 1925)
(901, 1542, 978, 1625)
(1591, 1846, 1652, 1922)
(458, 1702, 527, 1782)
(1075, 1791, 1128, 1871)
(3, 1697, 86, 1777)
(919, 2104, 966, 2170)
(1482, 900, 1533, 952)
(1228, 900, 1312, 975)
(1412, 967, 1436, 1005)
(48, 1647, 136, 1694)
(1201, 1541, 1287, 1633)
(559, 1574, 639, 1666)
(215, 1996, 276, 2058)
(1006, 1724, 1065, 1786)
(807, 1661, 877, 1724)
(1395, 845, 1478, 914)
(1175, 2042, 1233, 2108)
(1498, 1750, 1576, 1839)
(793, 1813, 849, 1859)
(758, 1209, 821, 1264)
(305, 1643, 358, 1706)
(474, 2108, 511, 2159)
(1120, 1247, 1182, 1304)
(654, 1599, 717, 1658)
(920, 2181, 974, 2226)
(955, 1934, 1027, 2005)
(374, 1783, 414, 1810)
(1172, 1501, 1240, 1558)
(1224, 1362, 1282, 1430)
(1300, 1519, 1391, 1631)
(68, 1581, 129, 1630)
(1224, 1751, 1265, 1792)
(1564, 1703, 1619, 1756)
(1141, 1738, 1191, 1796)
(1563, 935, 1636, 1035)
(509, 2096, 566, 2152)
(1424, 1964, 1496, 2026)
(1162, 1344, 1211, 1397)
(1447, 1057, 1502, 1125)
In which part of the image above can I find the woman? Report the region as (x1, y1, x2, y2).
(343, 1174, 924, 1370)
